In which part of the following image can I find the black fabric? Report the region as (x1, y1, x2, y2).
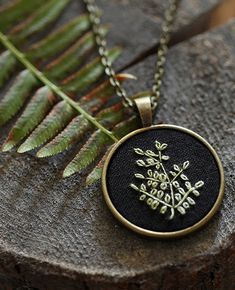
(106, 128, 221, 233)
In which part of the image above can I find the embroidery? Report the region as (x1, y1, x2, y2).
(130, 140, 204, 219)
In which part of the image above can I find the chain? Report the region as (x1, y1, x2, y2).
(83, 0, 180, 110)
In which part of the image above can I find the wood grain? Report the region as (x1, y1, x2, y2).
(0, 1, 234, 289)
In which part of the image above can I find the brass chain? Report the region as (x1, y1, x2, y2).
(83, 0, 180, 110)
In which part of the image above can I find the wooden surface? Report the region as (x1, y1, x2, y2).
(0, 1, 234, 289)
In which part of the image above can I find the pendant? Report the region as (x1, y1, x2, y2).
(102, 98, 224, 238)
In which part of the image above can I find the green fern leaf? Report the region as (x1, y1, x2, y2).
(86, 116, 139, 185)
(36, 75, 131, 157)
(0, 3, 138, 181)
(0, 51, 17, 87)
(62, 47, 122, 93)
(85, 150, 109, 186)
(2, 86, 57, 152)
(0, 47, 122, 129)
(0, 0, 47, 32)
(45, 27, 108, 80)
(0, 70, 38, 127)
(62, 103, 127, 177)
(37, 116, 90, 158)
(27, 14, 90, 62)
(80, 74, 134, 104)
(0, 14, 91, 88)
(17, 100, 76, 153)
(9, 0, 70, 43)
(63, 131, 110, 178)
(113, 116, 139, 138)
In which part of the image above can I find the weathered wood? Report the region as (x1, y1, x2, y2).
(0, 1, 234, 289)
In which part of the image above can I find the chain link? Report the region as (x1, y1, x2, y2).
(83, 0, 180, 110)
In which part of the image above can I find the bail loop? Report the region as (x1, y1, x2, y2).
(134, 96, 153, 127)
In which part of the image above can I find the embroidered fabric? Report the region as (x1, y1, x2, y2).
(106, 128, 221, 232)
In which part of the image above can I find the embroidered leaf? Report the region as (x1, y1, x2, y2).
(183, 161, 190, 169)
(162, 155, 169, 160)
(173, 164, 180, 171)
(175, 193, 181, 201)
(195, 181, 204, 188)
(151, 201, 159, 210)
(134, 148, 144, 155)
(140, 194, 147, 201)
(187, 197, 196, 205)
(146, 150, 156, 156)
(193, 190, 200, 196)
(160, 206, 167, 214)
(173, 181, 180, 188)
(177, 206, 186, 215)
(183, 202, 190, 209)
(180, 174, 188, 180)
(164, 194, 171, 203)
(178, 187, 185, 195)
(160, 143, 168, 150)
(137, 160, 146, 167)
(131, 139, 204, 218)
(135, 174, 145, 179)
(130, 184, 139, 191)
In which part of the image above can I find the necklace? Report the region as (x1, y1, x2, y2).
(83, 0, 224, 238)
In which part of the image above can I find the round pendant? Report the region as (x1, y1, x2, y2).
(102, 125, 224, 238)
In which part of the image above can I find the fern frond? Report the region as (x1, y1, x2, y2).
(113, 116, 139, 138)
(0, 44, 121, 128)
(0, 3, 139, 181)
(86, 116, 139, 185)
(36, 74, 132, 157)
(0, 14, 91, 87)
(62, 47, 122, 93)
(2, 86, 57, 152)
(85, 150, 109, 186)
(9, 0, 70, 43)
(63, 130, 110, 178)
(0, 51, 17, 87)
(0, 0, 47, 32)
(62, 103, 127, 177)
(27, 14, 90, 62)
(37, 116, 90, 158)
(80, 73, 135, 104)
(0, 70, 38, 127)
(45, 27, 108, 80)
(17, 101, 76, 153)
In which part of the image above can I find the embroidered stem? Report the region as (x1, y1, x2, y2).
(132, 140, 204, 219)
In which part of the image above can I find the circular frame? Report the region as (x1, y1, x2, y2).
(102, 124, 224, 238)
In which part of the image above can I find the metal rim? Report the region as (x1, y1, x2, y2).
(102, 124, 225, 238)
